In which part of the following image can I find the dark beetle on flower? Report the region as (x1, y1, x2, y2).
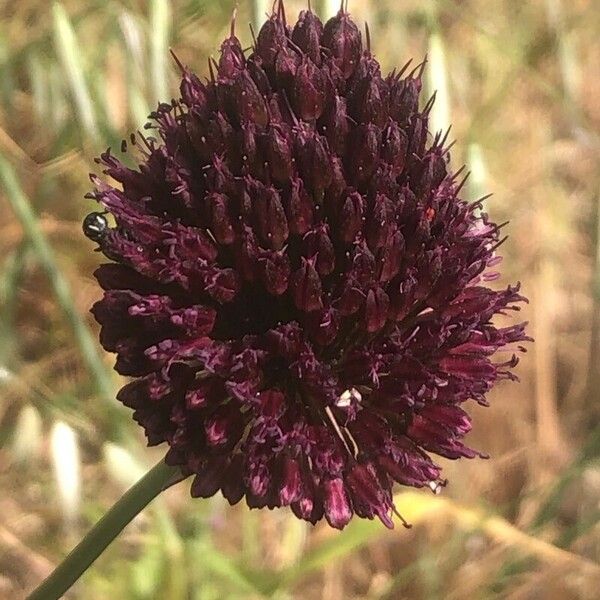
(86, 1, 530, 529)
(83, 211, 109, 243)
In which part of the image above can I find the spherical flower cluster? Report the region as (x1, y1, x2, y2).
(86, 3, 530, 529)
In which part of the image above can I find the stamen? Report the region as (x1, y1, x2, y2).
(428, 479, 447, 495)
(343, 426, 359, 458)
(392, 505, 413, 529)
(336, 387, 362, 407)
(324, 405, 353, 456)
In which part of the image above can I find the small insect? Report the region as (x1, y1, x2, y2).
(83, 212, 109, 243)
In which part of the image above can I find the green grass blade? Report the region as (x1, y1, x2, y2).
(426, 20, 451, 137)
(0, 242, 30, 364)
(149, 0, 171, 106)
(467, 142, 488, 205)
(196, 540, 266, 595)
(316, 1, 341, 20)
(52, 2, 99, 142)
(252, 0, 271, 32)
(532, 423, 600, 529)
(27, 53, 49, 123)
(119, 10, 150, 126)
(48, 62, 68, 131)
(0, 155, 121, 424)
(280, 518, 381, 587)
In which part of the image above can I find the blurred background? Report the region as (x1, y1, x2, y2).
(0, 0, 599, 598)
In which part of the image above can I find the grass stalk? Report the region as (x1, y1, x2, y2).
(252, 0, 271, 33)
(52, 2, 99, 142)
(426, 6, 452, 139)
(119, 10, 150, 126)
(316, 1, 342, 20)
(149, 0, 171, 107)
(0, 155, 120, 422)
(0, 242, 29, 364)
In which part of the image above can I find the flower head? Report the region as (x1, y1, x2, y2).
(87, 2, 530, 529)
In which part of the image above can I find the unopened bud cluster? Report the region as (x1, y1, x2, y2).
(88, 3, 529, 529)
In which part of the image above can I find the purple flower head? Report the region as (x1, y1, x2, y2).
(86, 2, 530, 529)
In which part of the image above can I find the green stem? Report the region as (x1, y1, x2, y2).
(27, 458, 183, 600)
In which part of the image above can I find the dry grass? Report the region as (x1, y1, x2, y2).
(0, 0, 599, 598)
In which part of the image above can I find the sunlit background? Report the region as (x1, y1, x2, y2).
(0, 0, 599, 598)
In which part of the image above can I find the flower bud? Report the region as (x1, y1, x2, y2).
(322, 95, 349, 155)
(191, 457, 226, 498)
(180, 71, 209, 110)
(307, 307, 339, 346)
(292, 10, 323, 64)
(348, 123, 380, 185)
(263, 125, 294, 184)
(303, 225, 335, 275)
(291, 257, 323, 312)
(294, 58, 326, 121)
(208, 193, 235, 245)
(381, 119, 408, 173)
(365, 287, 390, 333)
(219, 35, 245, 80)
(284, 177, 314, 235)
(389, 75, 422, 124)
(350, 74, 389, 127)
(256, 15, 288, 68)
(377, 229, 404, 283)
(322, 11, 362, 79)
(408, 113, 427, 158)
(275, 45, 300, 90)
(339, 191, 364, 243)
(249, 179, 289, 250)
(295, 127, 332, 193)
(246, 55, 271, 96)
(413, 149, 447, 198)
(367, 193, 395, 251)
(233, 70, 269, 129)
(258, 249, 290, 295)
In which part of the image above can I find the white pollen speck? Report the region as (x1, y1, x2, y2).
(337, 387, 362, 407)
(428, 480, 443, 495)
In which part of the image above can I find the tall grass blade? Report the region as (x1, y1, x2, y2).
(252, 0, 270, 33)
(27, 53, 49, 123)
(0, 155, 120, 422)
(0, 242, 29, 364)
(119, 10, 150, 126)
(48, 62, 68, 132)
(52, 2, 99, 141)
(426, 23, 451, 138)
(545, 0, 582, 125)
(467, 142, 488, 206)
(149, 0, 172, 107)
(283, 490, 599, 588)
(317, 0, 342, 20)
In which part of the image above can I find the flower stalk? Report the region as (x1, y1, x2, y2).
(27, 458, 183, 600)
